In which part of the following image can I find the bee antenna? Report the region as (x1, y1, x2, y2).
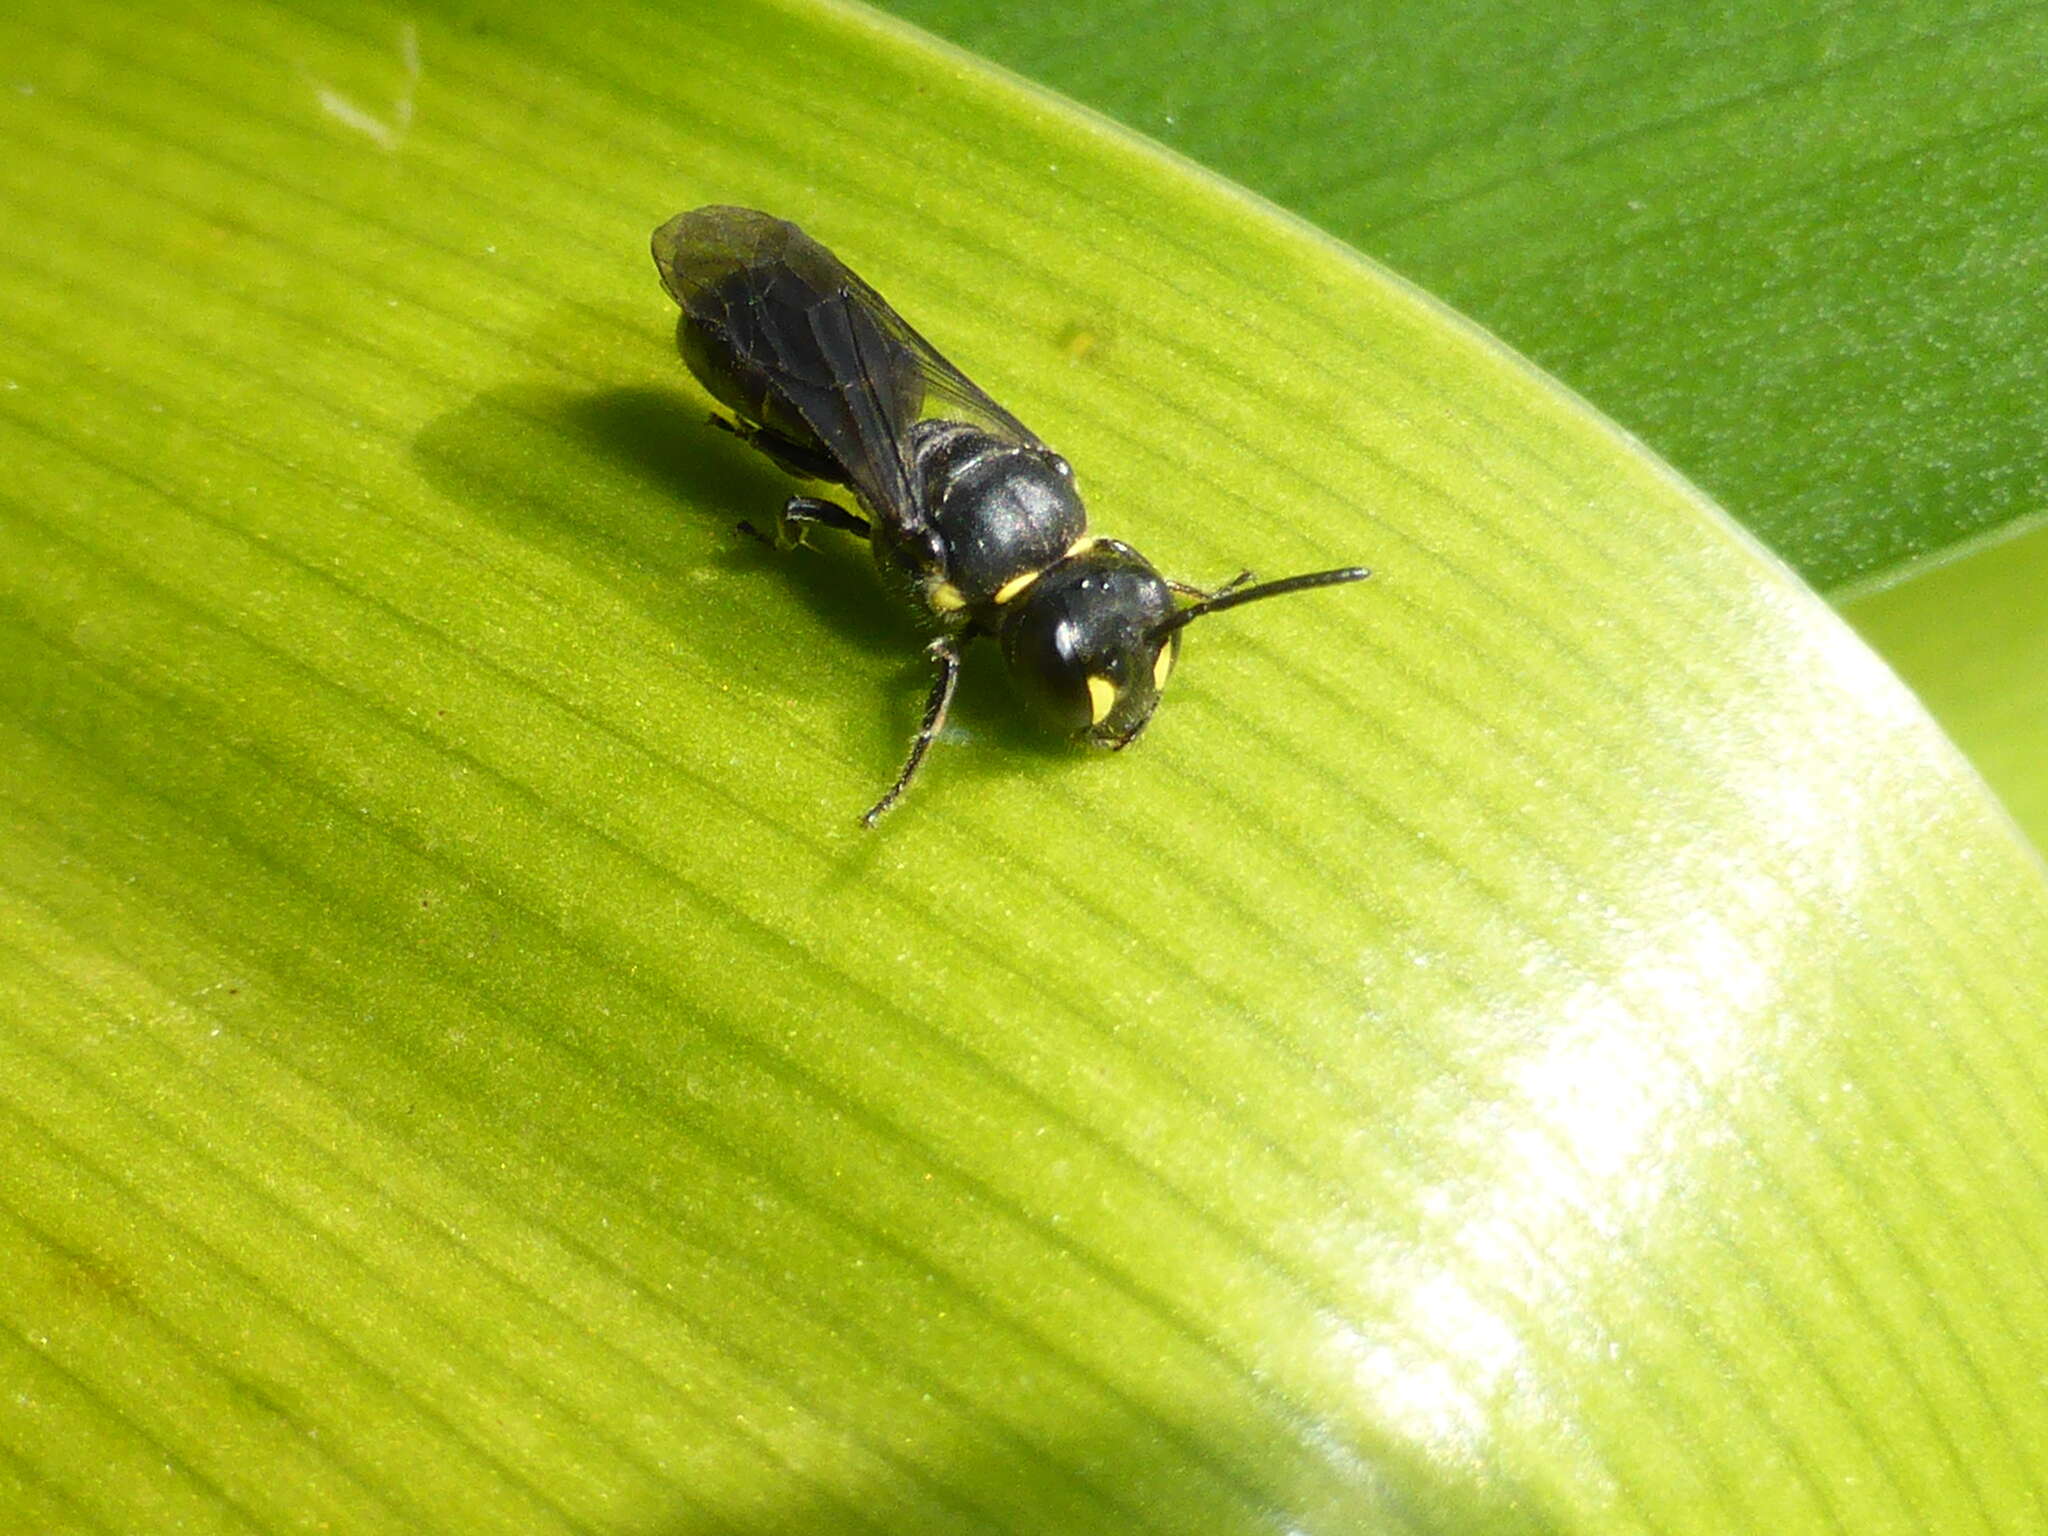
(1150, 566, 1371, 640)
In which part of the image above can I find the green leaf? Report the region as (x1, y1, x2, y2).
(877, 0, 2048, 596)
(1841, 516, 2048, 850)
(877, 0, 2048, 875)
(4, 1, 2047, 1532)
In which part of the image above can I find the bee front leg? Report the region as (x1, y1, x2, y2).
(1167, 569, 1256, 601)
(861, 634, 963, 828)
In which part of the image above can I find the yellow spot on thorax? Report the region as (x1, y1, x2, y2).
(1152, 642, 1176, 690)
(992, 569, 1041, 605)
(929, 581, 967, 613)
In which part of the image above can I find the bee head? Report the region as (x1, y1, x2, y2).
(997, 543, 1372, 748)
(997, 540, 1178, 747)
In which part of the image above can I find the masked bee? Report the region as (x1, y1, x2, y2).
(654, 206, 1369, 824)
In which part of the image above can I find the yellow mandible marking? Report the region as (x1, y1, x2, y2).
(992, 569, 1042, 605)
(1152, 643, 1175, 691)
(1086, 675, 1118, 725)
(929, 581, 967, 613)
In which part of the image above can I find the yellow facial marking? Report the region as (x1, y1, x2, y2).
(1086, 674, 1118, 725)
(1152, 643, 1175, 691)
(992, 569, 1042, 605)
(929, 581, 967, 613)
(1064, 535, 1100, 560)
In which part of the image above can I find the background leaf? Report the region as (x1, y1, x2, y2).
(880, 0, 2048, 856)
(4, 1, 2047, 1533)
(1839, 516, 2048, 846)
(881, 0, 2048, 592)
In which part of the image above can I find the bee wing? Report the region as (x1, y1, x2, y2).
(874, 298, 1047, 455)
(654, 207, 928, 531)
(654, 208, 1047, 547)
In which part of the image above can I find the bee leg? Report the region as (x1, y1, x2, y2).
(1167, 569, 1257, 601)
(861, 635, 963, 828)
(708, 412, 848, 485)
(784, 497, 871, 539)
(738, 496, 871, 549)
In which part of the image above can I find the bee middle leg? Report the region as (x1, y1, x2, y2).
(738, 496, 872, 549)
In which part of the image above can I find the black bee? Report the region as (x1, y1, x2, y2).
(652, 206, 1369, 825)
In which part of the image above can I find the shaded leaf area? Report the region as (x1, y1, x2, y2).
(4, 1, 2048, 1534)
(882, 0, 2048, 594)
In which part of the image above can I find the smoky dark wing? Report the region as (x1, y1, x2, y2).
(653, 206, 931, 528)
(653, 208, 1047, 536)
(841, 272, 1047, 456)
